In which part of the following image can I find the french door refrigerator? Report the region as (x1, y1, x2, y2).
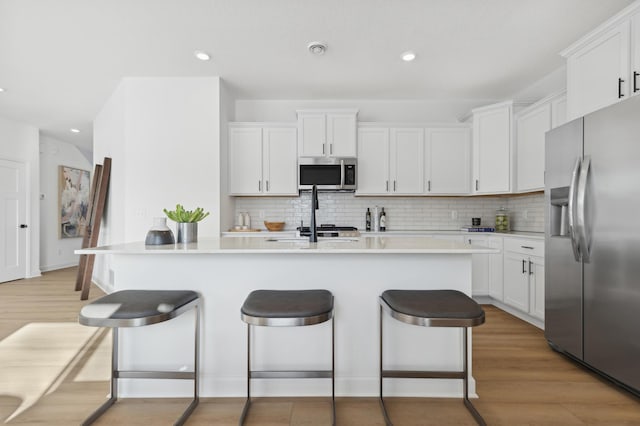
(545, 94, 640, 396)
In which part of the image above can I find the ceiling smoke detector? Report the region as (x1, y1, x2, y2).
(307, 41, 327, 55)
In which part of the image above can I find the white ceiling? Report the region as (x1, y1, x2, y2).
(0, 0, 634, 151)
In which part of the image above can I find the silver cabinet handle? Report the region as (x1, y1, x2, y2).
(386, 180, 389, 192)
(522, 259, 526, 274)
(576, 156, 591, 262)
(266, 180, 269, 192)
(428, 180, 431, 191)
(475, 179, 479, 191)
(330, 144, 333, 155)
(568, 157, 581, 262)
(529, 260, 533, 275)
(393, 180, 397, 192)
(258, 181, 262, 191)
(521, 246, 534, 250)
(323, 144, 325, 155)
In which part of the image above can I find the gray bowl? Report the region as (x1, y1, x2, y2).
(145, 229, 175, 245)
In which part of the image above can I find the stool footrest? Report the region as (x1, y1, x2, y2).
(116, 370, 196, 380)
(250, 370, 332, 379)
(382, 369, 465, 379)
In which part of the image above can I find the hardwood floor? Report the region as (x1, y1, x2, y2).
(1, 268, 639, 425)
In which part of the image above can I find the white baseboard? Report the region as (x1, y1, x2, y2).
(40, 262, 77, 273)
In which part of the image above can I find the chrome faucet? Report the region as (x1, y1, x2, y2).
(310, 184, 318, 242)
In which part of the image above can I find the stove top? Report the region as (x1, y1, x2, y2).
(297, 224, 359, 237)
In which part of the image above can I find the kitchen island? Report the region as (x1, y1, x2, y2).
(78, 236, 496, 399)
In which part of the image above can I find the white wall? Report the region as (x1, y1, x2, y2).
(0, 116, 40, 278)
(219, 79, 236, 233)
(39, 135, 92, 271)
(93, 77, 222, 291)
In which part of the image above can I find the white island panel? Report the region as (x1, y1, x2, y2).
(81, 237, 488, 399)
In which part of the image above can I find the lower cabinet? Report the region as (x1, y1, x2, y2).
(465, 236, 489, 296)
(487, 236, 504, 301)
(502, 238, 545, 321)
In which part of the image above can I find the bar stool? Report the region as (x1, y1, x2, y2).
(378, 289, 486, 426)
(239, 289, 335, 425)
(78, 290, 200, 426)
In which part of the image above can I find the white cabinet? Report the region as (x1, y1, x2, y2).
(515, 92, 566, 193)
(229, 124, 297, 196)
(562, 3, 640, 119)
(487, 236, 504, 301)
(515, 103, 551, 192)
(465, 235, 489, 296)
(502, 237, 545, 320)
(297, 110, 357, 158)
(425, 127, 470, 194)
(390, 128, 424, 194)
(471, 101, 512, 194)
(356, 126, 423, 195)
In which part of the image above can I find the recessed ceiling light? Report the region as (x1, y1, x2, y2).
(401, 51, 416, 62)
(0, 87, 5, 92)
(70, 128, 80, 133)
(194, 50, 211, 61)
(307, 41, 327, 55)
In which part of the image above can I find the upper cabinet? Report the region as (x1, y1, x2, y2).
(515, 92, 566, 193)
(425, 127, 470, 194)
(356, 126, 423, 195)
(297, 109, 358, 158)
(563, 3, 640, 120)
(471, 101, 512, 195)
(229, 123, 298, 196)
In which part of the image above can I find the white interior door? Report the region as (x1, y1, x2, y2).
(0, 159, 27, 283)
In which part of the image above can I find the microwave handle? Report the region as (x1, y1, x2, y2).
(340, 159, 345, 189)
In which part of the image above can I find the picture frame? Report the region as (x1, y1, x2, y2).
(58, 165, 91, 239)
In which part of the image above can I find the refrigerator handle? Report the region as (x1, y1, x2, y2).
(568, 157, 581, 261)
(576, 156, 591, 263)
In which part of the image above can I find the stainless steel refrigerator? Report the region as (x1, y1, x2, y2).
(545, 94, 640, 396)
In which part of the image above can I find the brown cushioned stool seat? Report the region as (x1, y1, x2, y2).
(239, 289, 335, 425)
(379, 289, 486, 426)
(78, 290, 200, 426)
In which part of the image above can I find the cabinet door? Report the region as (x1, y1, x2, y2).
(488, 237, 504, 301)
(566, 21, 630, 120)
(473, 106, 511, 194)
(632, 12, 640, 98)
(356, 127, 390, 194)
(516, 103, 551, 192)
(229, 127, 263, 195)
(466, 236, 489, 296)
(327, 113, 357, 157)
(529, 256, 545, 320)
(263, 127, 298, 195)
(298, 113, 326, 157)
(426, 128, 470, 194)
(503, 252, 529, 313)
(390, 128, 424, 194)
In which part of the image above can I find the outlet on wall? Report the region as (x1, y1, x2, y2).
(523, 210, 529, 220)
(259, 210, 265, 219)
(451, 210, 458, 220)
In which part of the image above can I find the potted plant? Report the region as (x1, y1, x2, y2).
(163, 204, 210, 243)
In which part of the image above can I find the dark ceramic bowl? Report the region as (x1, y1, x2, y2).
(145, 230, 175, 245)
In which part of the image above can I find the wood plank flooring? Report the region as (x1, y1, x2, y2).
(1, 268, 639, 425)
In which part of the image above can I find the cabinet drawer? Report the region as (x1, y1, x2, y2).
(504, 237, 544, 257)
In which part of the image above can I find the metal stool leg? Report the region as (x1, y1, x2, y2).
(378, 304, 393, 426)
(82, 328, 119, 425)
(239, 323, 251, 425)
(175, 304, 200, 426)
(462, 327, 486, 426)
(331, 315, 336, 426)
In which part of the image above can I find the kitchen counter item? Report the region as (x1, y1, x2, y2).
(264, 221, 285, 232)
(145, 217, 175, 245)
(495, 208, 510, 232)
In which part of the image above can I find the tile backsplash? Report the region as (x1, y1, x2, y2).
(235, 192, 544, 232)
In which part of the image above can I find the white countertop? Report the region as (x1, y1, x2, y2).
(76, 236, 499, 255)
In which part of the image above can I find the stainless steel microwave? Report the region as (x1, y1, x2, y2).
(298, 157, 357, 191)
